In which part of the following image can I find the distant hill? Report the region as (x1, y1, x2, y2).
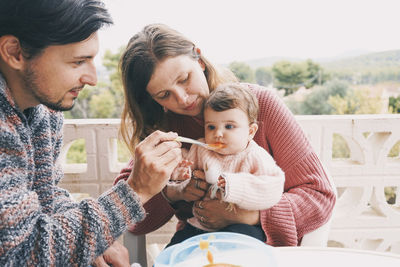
(239, 50, 400, 72)
(238, 56, 303, 69)
(319, 50, 400, 72)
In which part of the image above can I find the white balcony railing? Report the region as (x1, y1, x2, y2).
(60, 115, 400, 255)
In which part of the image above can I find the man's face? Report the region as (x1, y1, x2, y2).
(20, 33, 99, 111)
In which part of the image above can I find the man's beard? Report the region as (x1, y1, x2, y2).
(22, 66, 76, 111)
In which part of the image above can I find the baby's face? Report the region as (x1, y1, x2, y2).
(204, 107, 254, 155)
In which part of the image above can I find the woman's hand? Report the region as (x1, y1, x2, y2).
(163, 170, 209, 203)
(127, 131, 182, 204)
(192, 190, 261, 229)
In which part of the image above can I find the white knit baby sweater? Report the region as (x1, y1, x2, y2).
(186, 139, 285, 210)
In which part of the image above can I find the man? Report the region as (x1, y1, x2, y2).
(0, 1, 182, 266)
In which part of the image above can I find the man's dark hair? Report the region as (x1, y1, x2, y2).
(0, 0, 113, 59)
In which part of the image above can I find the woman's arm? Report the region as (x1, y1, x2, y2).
(252, 86, 336, 246)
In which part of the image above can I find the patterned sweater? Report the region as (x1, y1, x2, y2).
(115, 83, 336, 246)
(0, 74, 145, 266)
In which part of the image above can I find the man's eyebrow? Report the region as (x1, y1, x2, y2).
(73, 55, 94, 59)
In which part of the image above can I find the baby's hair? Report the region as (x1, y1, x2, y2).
(204, 83, 259, 123)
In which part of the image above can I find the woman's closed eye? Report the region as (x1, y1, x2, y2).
(156, 91, 170, 100)
(178, 73, 190, 84)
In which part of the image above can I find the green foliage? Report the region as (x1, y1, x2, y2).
(89, 90, 116, 118)
(271, 59, 325, 95)
(332, 134, 350, 159)
(389, 96, 400, 113)
(385, 187, 397, 204)
(117, 140, 131, 163)
(300, 80, 349, 115)
(228, 61, 255, 83)
(286, 79, 386, 116)
(328, 87, 384, 114)
(388, 140, 400, 158)
(285, 80, 349, 115)
(255, 67, 272, 86)
(272, 61, 305, 95)
(66, 139, 86, 163)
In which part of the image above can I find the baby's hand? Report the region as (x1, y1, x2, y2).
(170, 160, 193, 181)
(178, 159, 193, 168)
(217, 175, 226, 189)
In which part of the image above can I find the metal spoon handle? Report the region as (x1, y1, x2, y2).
(175, 136, 207, 147)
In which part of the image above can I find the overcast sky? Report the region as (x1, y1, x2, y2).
(98, 0, 400, 65)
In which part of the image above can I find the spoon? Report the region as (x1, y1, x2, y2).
(175, 136, 226, 150)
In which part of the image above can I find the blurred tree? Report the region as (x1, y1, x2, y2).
(89, 90, 117, 118)
(102, 47, 125, 117)
(255, 66, 273, 86)
(66, 139, 86, 163)
(328, 87, 385, 114)
(272, 60, 306, 95)
(228, 61, 255, 83)
(299, 80, 349, 115)
(389, 96, 400, 113)
(304, 59, 328, 87)
(272, 60, 326, 95)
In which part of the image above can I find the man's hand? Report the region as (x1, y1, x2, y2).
(127, 131, 182, 203)
(92, 240, 130, 267)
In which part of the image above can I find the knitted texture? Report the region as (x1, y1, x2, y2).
(115, 83, 336, 246)
(179, 139, 284, 231)
(0, 74, 145, 266)
(178, 139, 284, 210)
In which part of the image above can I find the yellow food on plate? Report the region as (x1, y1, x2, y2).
(199, 236, 241, 267)
(199, 239, 209, 250)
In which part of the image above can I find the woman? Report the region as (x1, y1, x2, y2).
(115, 23, 336, 246)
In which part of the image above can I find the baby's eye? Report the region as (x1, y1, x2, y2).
(225, 124, 234, 129)
(207, 125, 215, 130)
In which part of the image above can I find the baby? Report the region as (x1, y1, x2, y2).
(171, 83, 285, 236)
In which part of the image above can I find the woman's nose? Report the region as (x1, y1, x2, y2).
(175, 88, 189, 105)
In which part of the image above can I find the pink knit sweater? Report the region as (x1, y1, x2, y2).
(114, 84, 336, 246)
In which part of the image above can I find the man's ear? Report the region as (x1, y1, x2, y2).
(249, 122, 258, 139)
(0, 35, 25, 70)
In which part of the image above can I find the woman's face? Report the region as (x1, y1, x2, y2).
(146, 55, 210, 117)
